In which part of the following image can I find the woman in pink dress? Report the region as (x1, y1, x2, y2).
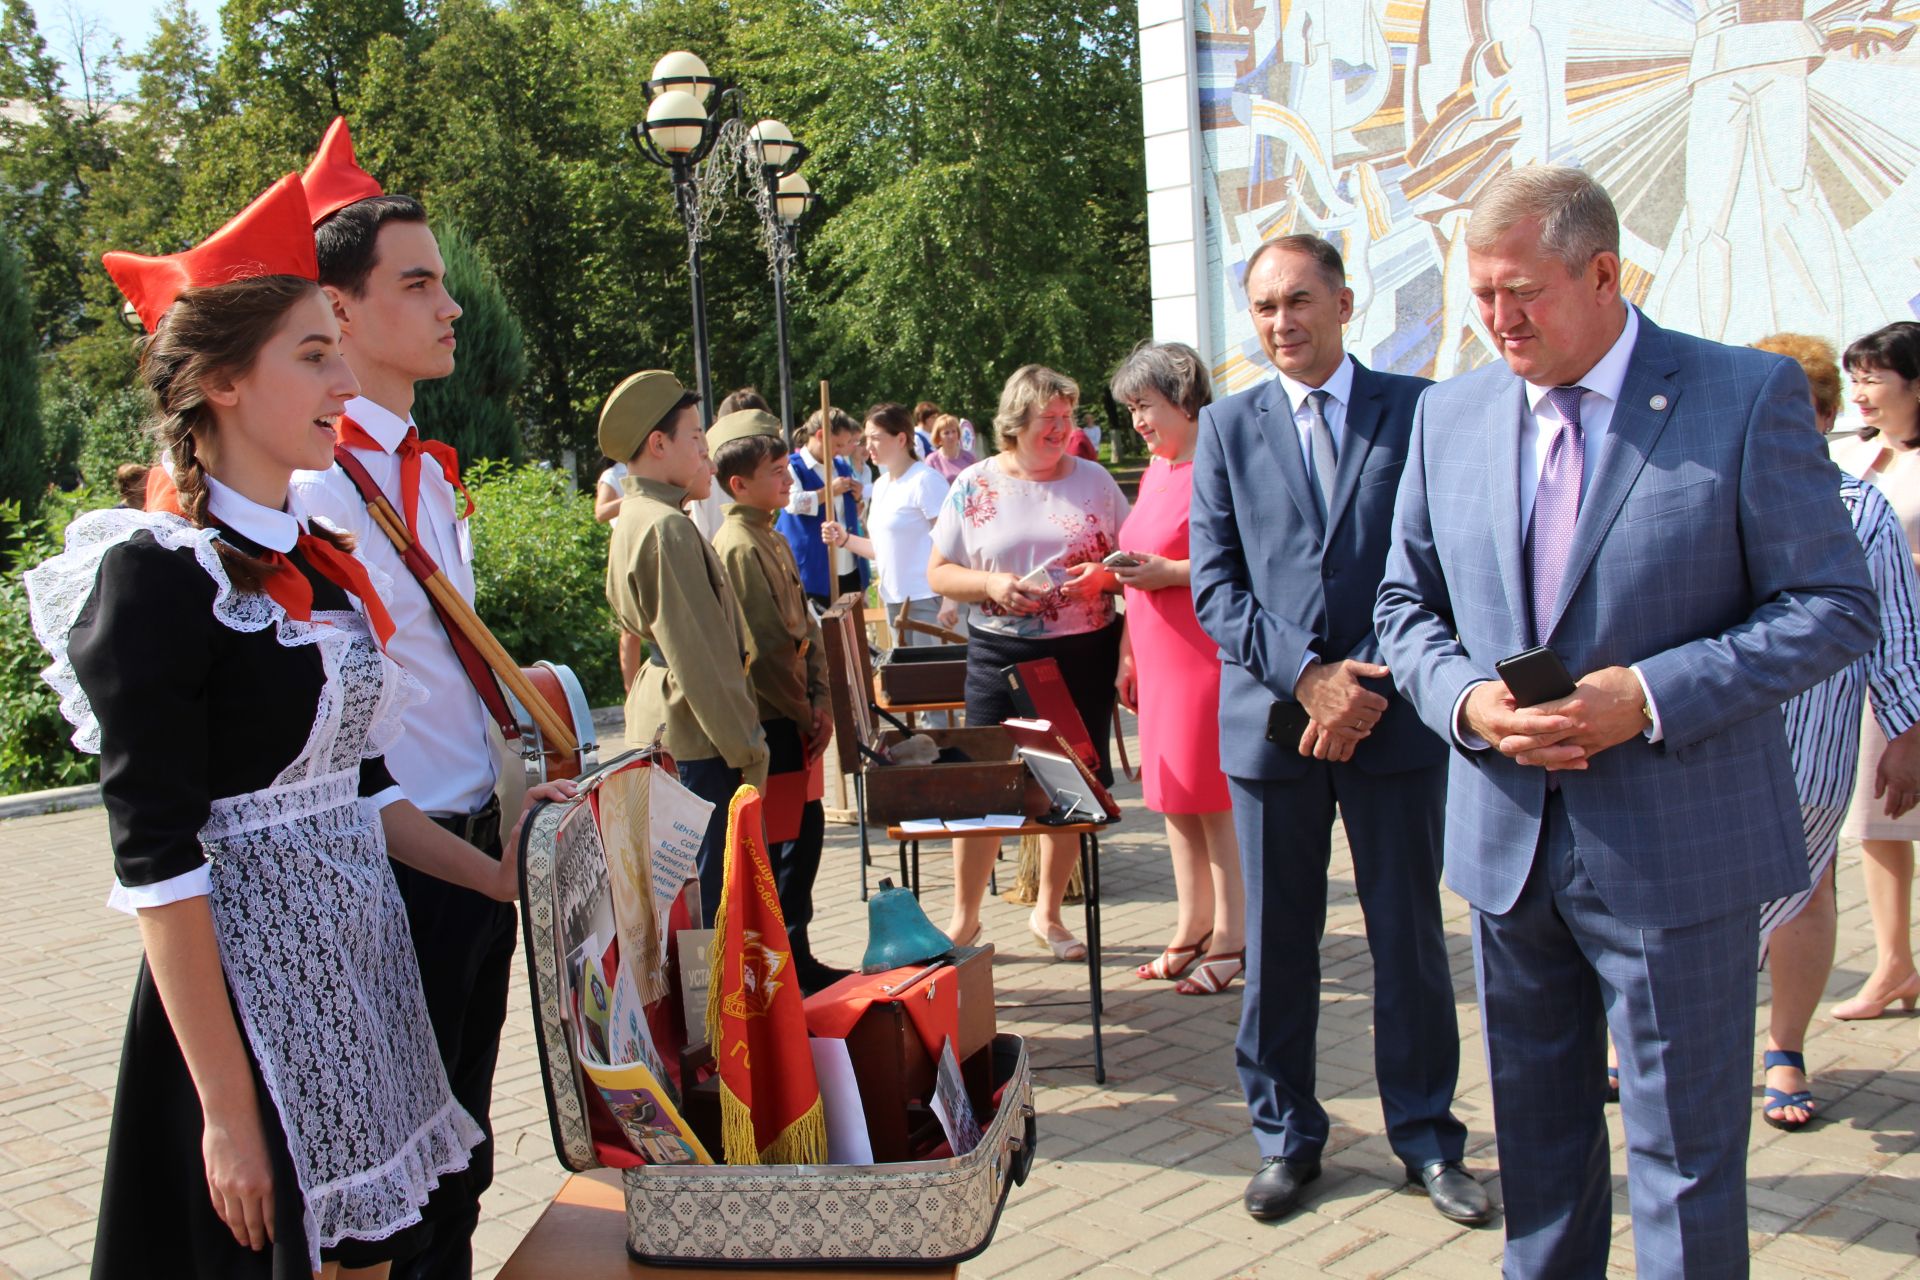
(1111, 342, 1244, 995)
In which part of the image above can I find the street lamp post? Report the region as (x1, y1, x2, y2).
(630, 52, 738, 424)
(748, 119, 816, 446)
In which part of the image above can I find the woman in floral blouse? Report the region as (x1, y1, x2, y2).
(928, 364, 1130, 960)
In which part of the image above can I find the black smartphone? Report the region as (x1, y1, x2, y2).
(1494, 645, 1577, 707)
(1265, 699, 1312, 744)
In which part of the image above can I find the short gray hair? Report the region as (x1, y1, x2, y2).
(993, 364, 1079, 449)
(1466, 165, 1619, 274)
(1109, 341, 1213, 420)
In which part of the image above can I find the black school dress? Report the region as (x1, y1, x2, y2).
(25, 509, 482, 1278)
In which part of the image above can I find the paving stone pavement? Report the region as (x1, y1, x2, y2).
(3, 746, 1919, 1278)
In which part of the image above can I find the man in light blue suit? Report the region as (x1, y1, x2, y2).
(1374, 167, 1878, 1278)
(1191, 235, 1491, 1228)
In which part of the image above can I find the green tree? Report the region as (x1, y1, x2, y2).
(0, 232, 44, 530)
(89, 0, 222, 258)
(731, 0, 1148, 421)
(414, 222, 528, 462)
(463, 459, 618, 705)
(0, 0, 119, 346)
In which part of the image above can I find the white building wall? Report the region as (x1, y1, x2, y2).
(1136, 0, 1208, 357)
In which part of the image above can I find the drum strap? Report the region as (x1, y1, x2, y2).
(332, 446, 520, 739)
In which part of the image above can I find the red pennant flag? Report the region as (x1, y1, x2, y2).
(706, 786, 827, 1165)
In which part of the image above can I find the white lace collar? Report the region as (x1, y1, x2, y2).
(204, 475, 302, 553)
(344, 396, 415, 452)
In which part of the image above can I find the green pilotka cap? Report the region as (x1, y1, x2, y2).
(598, 370, 689, 461)
(706, 409, 784, 452)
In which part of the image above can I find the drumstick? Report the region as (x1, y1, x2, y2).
(361, 496, 578, 753)
(364, 499, 575, 750)
(361, 498, 574, 751)
(364, 506, 564, 756)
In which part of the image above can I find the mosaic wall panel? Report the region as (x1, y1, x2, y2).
(1194, 1, 1920, 392)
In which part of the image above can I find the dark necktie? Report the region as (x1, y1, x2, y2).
(1528, 386, 1587, 644)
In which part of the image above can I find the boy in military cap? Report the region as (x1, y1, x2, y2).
(709, 408, 847, 991)
(602, 372, 768, 924)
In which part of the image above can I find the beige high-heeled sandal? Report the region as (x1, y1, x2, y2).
(1028, 914, 1087, 962)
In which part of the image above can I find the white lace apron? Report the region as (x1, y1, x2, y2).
(26, 509, 484, 1271)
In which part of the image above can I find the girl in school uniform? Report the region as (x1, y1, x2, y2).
(26, 176, 566, 1280)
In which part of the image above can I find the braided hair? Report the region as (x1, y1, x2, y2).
(138, 275, 352, 589)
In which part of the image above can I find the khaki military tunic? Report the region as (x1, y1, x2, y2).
(711, 504, 829, 728)
(605, 475, 768, 788)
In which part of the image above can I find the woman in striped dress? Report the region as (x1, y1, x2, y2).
(1754, 334, 1920, 1131)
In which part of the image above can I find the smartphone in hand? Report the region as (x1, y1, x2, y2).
(1018, 555, 1066, 592)
(1494, 646, 1577, 707)
(1102, 551, 1142, 570)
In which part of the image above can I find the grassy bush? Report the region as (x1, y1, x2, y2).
(1, 488, 111, 795)
(465, 459, 621, 709)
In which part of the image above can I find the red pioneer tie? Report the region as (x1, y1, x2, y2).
(334, 417, 475, 536)
(256, 529, 398, 648)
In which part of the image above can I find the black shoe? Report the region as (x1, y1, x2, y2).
(796, 960, 853, 997)
(1244, 1157, 1321, 1220)
(1406, 1160, 1494, 1227)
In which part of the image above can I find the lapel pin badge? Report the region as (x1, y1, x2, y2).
(1649, 395, 1669, 411)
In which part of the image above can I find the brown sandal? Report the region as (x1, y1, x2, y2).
(1137, 931, 1212, 981)
(1175, 950, 1245, 996)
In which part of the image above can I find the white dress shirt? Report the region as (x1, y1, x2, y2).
(1276, 353, 1356, 477)
(291, 396, 499, 815)
(109, 477, 407, 914)
(1454, 306, 1664, 746)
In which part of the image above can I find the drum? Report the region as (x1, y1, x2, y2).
(505, 661, 600, 782)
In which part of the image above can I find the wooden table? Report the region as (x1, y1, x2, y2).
(497, 1170, 961, 1279)
(886, 819, 1109, 1084)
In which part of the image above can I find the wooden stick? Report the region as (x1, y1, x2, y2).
(362, 496, 578, 753)
(819, 379, 829, 423)
(890, 600, 965, 645)
(363, 499, 572, 750)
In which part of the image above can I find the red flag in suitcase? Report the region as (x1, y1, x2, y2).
(705, 786, 828, 1164)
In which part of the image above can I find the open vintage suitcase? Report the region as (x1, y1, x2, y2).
(820, 596, 1050, 827)
(517, 747, 1039, 1267)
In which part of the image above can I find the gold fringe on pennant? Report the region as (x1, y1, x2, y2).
(719, 1080, 828, 1165)
(759, 1095, 828, 1165)
(718, 1078, 758, 1165)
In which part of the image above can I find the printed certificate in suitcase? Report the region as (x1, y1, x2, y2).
(518, 748, 1037, 1267)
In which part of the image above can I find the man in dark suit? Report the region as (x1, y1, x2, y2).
(1191, 234, 1490, 1227)
(1374, 167, 1877, 1277)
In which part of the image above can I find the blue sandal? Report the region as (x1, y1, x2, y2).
(1761, 1049, 1818, 1131)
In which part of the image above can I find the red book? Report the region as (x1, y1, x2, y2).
(1000, 658, 1098, 771)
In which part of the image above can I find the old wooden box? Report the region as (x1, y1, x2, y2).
(873, 643, 968, 707)
(821, 597, 1046, 827)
